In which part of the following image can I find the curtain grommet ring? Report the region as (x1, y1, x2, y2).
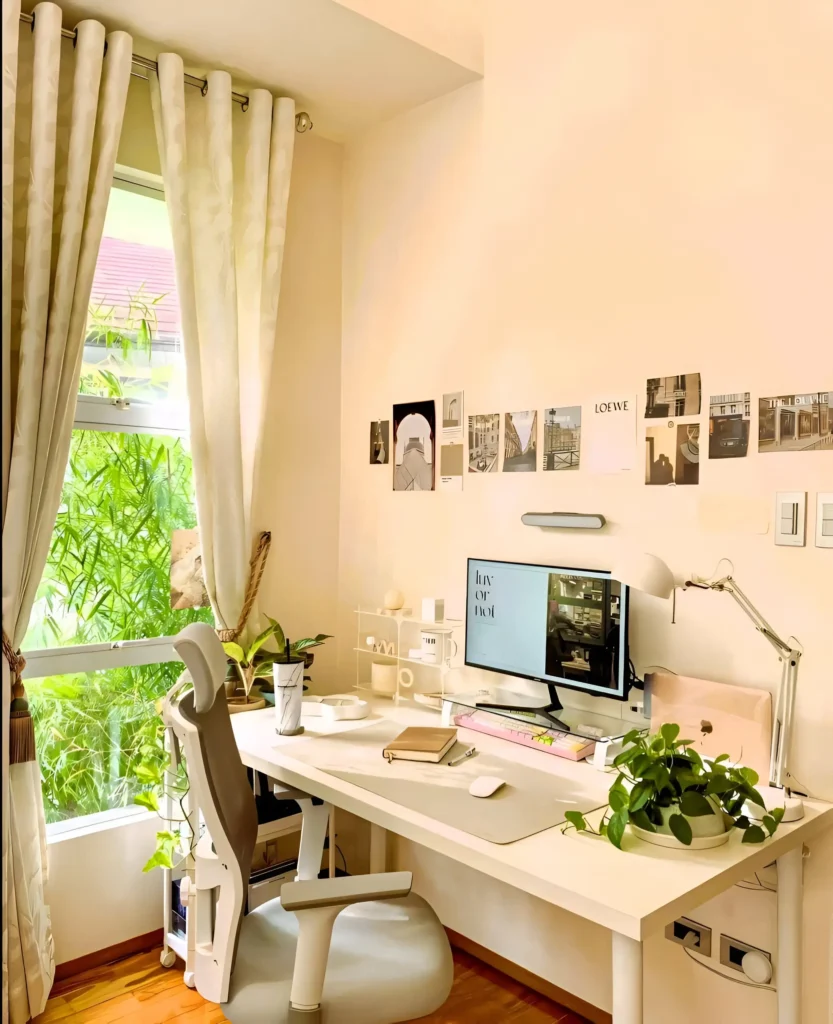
(241, 98, 249, 113)
(200, 79, 208, 97)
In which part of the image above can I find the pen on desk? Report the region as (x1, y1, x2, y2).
(448, 746, 476, 767)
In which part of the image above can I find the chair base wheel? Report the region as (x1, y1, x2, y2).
(160, 949, 177, 968)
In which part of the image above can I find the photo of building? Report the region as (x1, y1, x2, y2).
(468, 413, 500, 472)
(393, 400, 435, 490)
(708, 393, 750, 459)
(543, 406, 581, 470)
(645, 373, 701, 418)
(503, 410, 537, 472)
(759, 393, 832, 453)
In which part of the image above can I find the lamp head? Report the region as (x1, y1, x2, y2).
(610, 551, 675, 599)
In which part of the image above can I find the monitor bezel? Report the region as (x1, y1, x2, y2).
(464, 557, 630, 702)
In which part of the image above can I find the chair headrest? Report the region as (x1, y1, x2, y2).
(174, 622, 229, 713)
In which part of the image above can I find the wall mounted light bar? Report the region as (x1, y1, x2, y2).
(521, 512, 606, 530)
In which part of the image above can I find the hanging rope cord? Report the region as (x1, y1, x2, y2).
(216, 531, 272, 644)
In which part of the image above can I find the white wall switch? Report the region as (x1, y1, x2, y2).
(774, 492, 806, 547)
(421, 597, 445, 622)
(816, 492, 833, 548)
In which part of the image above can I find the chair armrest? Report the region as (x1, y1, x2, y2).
(281, 871, 412, 912)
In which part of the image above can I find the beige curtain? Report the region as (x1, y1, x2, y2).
(1, 2, 131, 1019)
(149, 56, 295, 641)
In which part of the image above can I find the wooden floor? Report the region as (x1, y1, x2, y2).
(35, 946, 590, 1023)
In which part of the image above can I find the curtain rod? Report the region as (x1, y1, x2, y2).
(18, 10, 313, 132)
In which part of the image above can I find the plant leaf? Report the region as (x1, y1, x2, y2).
(134, 790, 159, 812)
(739, 766, 760, 787)
(742, 825, 766, 844)
(606, 808, 629, 849)
(733, 815, 750, 830)
(564, 810, 587, 832)
(668, 813, 693, 846)
(222, 641, 246, 664)
(770, 807, 785, 824)
(660, 723, 680, 746)
(762, 815, 777, 837)
(248, 622, 280, 661)
(629, 809, 657, 833)
(679, 791, 716, 817)
(608, 787, 629, 813)
(265, 617, 286, 653)
(743, 786, 766, 809)
(628, 780, 654, 813)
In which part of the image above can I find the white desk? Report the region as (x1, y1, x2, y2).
(231, 699, 833, 1024)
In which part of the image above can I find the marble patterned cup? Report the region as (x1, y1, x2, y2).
(274, 658, 305, 735)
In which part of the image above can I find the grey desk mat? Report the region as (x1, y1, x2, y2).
(288, 721, 607, 844)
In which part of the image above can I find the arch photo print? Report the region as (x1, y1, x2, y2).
(393, 399, 436, 491)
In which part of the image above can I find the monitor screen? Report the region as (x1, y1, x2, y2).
(465, 558, 629, 700)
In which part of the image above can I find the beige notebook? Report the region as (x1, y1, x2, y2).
(383, 727, 457, 764)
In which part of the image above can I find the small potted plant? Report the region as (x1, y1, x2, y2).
(222, 617, 332, 713)
(563, 724, 785, 850)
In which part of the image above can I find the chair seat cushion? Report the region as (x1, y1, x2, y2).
(223, 893, 453, 1024)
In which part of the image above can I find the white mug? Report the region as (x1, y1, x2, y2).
(398, 667, 414, 689)
(420, 629, 457, 665)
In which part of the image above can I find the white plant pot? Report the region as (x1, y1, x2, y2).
(630, 796, 731, 850)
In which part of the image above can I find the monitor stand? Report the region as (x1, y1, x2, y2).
(475, 684, 570, 733)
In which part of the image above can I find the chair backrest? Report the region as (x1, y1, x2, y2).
(174, 624, 258, 911)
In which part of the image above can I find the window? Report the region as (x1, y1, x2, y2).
(23, 172, 212, 827)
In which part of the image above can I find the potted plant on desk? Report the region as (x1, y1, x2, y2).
(222, 617, 332, 712)
(563, 724, 785, 850)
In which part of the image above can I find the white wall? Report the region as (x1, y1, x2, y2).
(47, 815, 161, 965)
(339, 3, 833, 1019)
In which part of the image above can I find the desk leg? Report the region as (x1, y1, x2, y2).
(611, 933, 643, 1024)
(370, 823, 387, 873)
(777, 845, 803, 1024)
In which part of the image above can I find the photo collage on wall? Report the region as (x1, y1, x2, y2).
(368, 382, 831, 491)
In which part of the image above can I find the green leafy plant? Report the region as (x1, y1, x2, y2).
(222, 619, 332, 702)
(563, 724, 784, 850)
(25, 293, 211, 825)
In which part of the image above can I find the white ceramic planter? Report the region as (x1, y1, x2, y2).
(630, 796, 732, 850)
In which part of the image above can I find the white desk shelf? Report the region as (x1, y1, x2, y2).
(354, 608, 462, 704)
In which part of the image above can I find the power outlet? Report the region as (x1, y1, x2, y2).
(720, 934, 771, 974)
(665, 917, 712, 957)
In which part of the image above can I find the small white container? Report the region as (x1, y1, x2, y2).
(274, 657, 305, 735)
(421, 597, 445, 622)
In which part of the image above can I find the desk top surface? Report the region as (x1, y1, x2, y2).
(231, 699, 833, 940)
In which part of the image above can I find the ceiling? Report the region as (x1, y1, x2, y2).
(23, 0, 481, 141)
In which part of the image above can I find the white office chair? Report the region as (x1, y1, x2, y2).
(172, 623, 454, 1024)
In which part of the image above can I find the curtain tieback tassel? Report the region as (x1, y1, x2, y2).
(3, 630, 36, 765)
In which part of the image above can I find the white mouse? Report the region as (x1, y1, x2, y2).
(468, 776, 506, 798)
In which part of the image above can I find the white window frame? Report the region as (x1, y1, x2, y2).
(22, 172, 194, 832)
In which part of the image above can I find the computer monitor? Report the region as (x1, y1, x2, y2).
(465, 558, 630, 729)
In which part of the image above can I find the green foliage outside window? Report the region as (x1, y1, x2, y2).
(26, 331, 212, 823)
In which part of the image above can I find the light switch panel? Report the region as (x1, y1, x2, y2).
(775, 492, 806, 547)
(816, 492, 833, 549)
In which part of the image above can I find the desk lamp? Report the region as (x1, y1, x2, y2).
(609, 551, 804, 822)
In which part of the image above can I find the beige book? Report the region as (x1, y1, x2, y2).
(382, 727, 457, 764)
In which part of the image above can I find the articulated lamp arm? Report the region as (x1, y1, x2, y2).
(684, 575, 801, 792)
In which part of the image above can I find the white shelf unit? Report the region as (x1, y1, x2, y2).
(354, 608, 462, 704)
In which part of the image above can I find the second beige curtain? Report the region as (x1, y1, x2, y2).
(149, 57, 295, 642)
